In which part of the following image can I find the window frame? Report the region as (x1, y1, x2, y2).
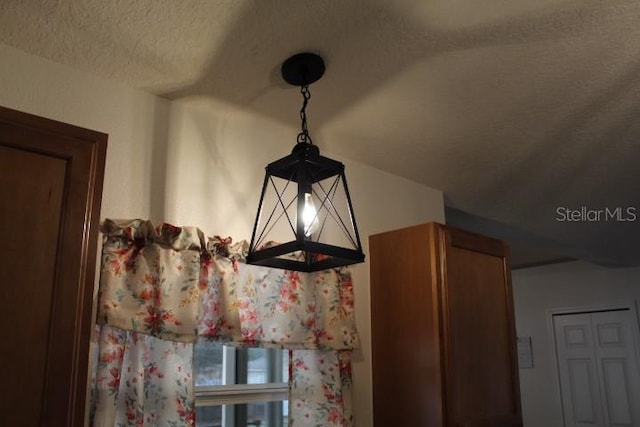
(194, 344, 289, 427)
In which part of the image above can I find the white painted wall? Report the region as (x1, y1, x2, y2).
(512, 261, 640, 427)
(0, 43, 445, 426)
(0, 43, 170, 222)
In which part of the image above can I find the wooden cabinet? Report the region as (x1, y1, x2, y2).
(0, 106, 106, 426)
(370, 222, 522, 427)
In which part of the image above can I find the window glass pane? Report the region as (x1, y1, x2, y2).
(195, 402, 288, 427)
(248, 348, 267, 384)
(194, 341, 224, 386)
(246, 401, 268, 426)
(194, 342, 288, 386)
(195, 405, 222, 427)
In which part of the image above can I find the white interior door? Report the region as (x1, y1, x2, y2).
(553, 309, 640, 427)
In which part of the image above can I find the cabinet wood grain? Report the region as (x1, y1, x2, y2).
(370, 222, 522, 427)
(0, 106, 106, 426)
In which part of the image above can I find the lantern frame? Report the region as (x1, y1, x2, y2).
(247, 141, 365, 272)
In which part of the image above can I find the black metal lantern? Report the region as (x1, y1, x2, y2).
(246, 53, 365, 272)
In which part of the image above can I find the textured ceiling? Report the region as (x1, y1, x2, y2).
(2, 0, 639, 267)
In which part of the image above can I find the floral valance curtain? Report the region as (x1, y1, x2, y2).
(91, 219, 359, 426)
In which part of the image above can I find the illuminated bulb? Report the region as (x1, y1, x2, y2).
(302, 192, 319, 237)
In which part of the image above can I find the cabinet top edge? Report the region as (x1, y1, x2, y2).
(368, 221, 442, 241)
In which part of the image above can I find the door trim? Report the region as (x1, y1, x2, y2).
(547, 301, 640, 426)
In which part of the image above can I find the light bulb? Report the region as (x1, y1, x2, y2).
(302, 192, 319, 237)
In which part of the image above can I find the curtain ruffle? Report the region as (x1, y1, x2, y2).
(98, 219, 360, 350)
(101, 218, 247, 256)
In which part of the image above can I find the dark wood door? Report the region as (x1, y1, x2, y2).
(439, 225, 522, 427)
(0, 106, 106, 426)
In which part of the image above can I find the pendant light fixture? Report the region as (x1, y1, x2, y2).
(246, 52, 365, 272)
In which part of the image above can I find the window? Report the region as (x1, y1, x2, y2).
(194, 341, 289, 427)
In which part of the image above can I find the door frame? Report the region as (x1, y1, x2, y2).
(547, 301, 640, 427)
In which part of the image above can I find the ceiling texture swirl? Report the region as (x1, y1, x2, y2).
(2, 0, 639, 267)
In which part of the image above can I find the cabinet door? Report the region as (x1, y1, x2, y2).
(370, 223, 443, 427)
(438, 225, 522, 427)
(0, 106, 106, 426)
